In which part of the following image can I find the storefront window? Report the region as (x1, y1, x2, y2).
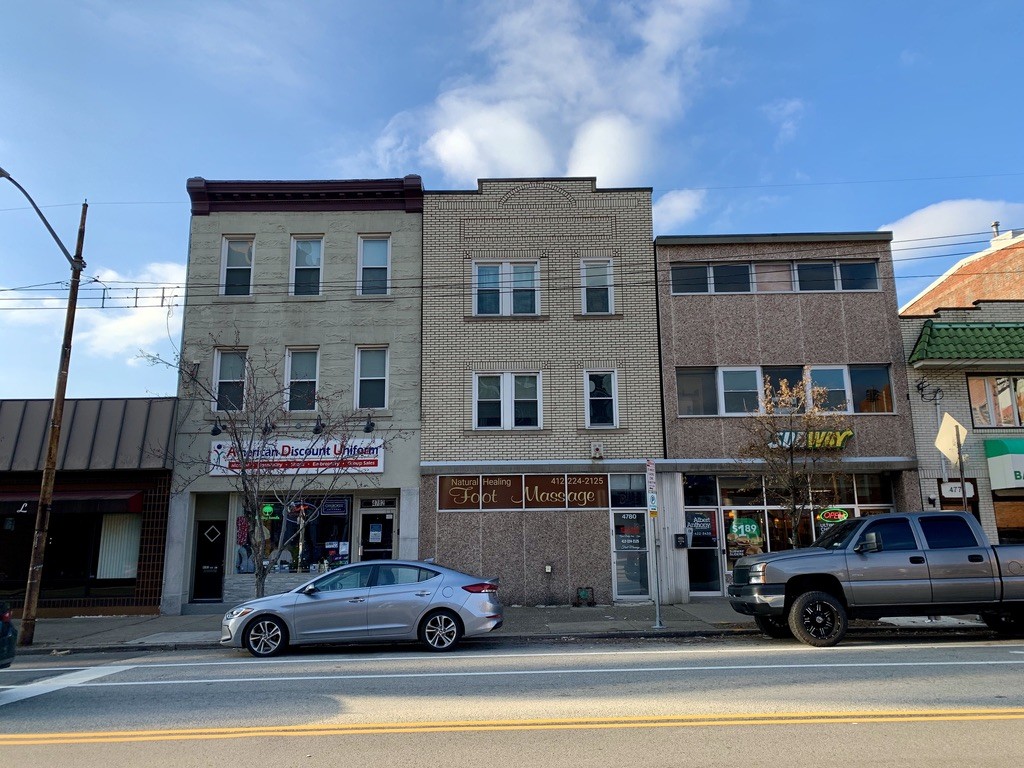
(684, 475, 718, 506)
(719, 476, 763, 506)
(612, 511, 649, 597)
(258, 495, 352, 572)
(855, 474, 893, 505)
(725, 508, 766, 572)
(767, 508, 814, 551)
(610, 474, 645, 507)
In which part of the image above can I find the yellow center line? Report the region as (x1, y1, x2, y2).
(4, 709, 1024, 746)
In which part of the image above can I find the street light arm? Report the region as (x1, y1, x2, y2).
(0, 166, 81, 267)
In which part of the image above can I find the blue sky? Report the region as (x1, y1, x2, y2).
(2, 0, 1023, 400)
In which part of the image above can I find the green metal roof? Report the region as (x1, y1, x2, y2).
(909, 320, 1024, 363)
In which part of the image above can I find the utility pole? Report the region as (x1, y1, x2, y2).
(0, 167, 87, 646)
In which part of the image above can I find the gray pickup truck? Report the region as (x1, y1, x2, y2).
(728, 511, 1024, 646)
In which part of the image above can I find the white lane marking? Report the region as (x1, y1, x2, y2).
(67, 658, 1024, 688)
(0, 666, 132, 707)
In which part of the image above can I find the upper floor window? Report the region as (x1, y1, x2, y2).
(474, 372, 540, 429)
(358, 236, 390, 296)
(291, 237, 323, 296)
(581, 259, 613, 313)
(285, 348, 318, 411)
(675, 364, 893, 416)
(671, 260, 878, 295)
(356, 347, 388, 409)
(222, 238, 253, 296)
(215, 349, 246, 411)
(474, 261, 539, 316)
(968, 375, 1024, 427)
(585, 370, 618, 428)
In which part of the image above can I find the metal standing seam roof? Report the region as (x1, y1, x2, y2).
(908, 320, 1024, 364)
(0, 398, 176, 472)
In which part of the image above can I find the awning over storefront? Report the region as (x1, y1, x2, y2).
(909, 321, 1024, 367)
(986, 439, 1024, 491)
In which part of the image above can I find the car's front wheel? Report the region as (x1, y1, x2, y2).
(788, 591, 847, 647)
(419, 609, 462, 651)
(244, 615, 289, 657)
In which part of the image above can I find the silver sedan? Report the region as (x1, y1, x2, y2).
(221, 559, 503, 656)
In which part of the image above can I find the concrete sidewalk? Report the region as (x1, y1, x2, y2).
(11, 598, 989, 657)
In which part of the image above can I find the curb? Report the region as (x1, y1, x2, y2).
(14, 623, 993, 658)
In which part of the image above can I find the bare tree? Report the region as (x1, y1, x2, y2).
(146, 337, 406, 598)
(737, 374, 855, 549)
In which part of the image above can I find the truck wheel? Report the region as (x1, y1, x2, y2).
(788, 591, 847, 647)
(754, 614, 793, 639)
(982, 611, 1024, 637)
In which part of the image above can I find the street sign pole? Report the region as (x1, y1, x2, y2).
(955, 426, 969, 512)
(646, 459, 665, 629)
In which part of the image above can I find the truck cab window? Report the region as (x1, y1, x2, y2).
(920, 516, 979, 549)
(857, 518, 918, 551)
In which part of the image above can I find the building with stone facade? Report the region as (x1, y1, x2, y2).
(901, 233, 1024, 544)
(419, 178, 664, 606)
(655, 233, 920, 600)
(161, 176, 423, 614)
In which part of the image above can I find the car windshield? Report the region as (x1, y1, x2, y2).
(811, 519, 861, 549)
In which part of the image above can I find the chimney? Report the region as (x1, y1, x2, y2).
(991, 220, 1000, 238)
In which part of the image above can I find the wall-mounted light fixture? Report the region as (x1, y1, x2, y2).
(262, 417, 275, 437)
(312, 415, 324, 435)
(362, 414, 375, 433)
(210, 419, 225, 436)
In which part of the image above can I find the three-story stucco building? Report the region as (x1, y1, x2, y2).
(162, 176, 423, 613)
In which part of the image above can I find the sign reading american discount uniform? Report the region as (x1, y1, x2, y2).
(438, 474, 609, 510)
(209, 439, 384, 476)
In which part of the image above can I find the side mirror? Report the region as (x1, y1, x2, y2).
(302, 584, 319, 595)
(854, 531, 880, 554)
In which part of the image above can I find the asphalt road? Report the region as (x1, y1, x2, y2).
(2, 634, 1023, 767)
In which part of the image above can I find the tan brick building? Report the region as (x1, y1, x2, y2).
(419, 178, 664, 605)
(655, 233, 920, 600)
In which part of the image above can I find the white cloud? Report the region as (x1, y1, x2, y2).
(567, 114, 647, 185)
(653, 189, 706, 233)
(880, 199, 1024, 269)
(762, 98, 805, 148)
(367, 0, 737, 186)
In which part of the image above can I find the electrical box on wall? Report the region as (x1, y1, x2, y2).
(674, 533, 688, 549)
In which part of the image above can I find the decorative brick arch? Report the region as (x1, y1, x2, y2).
(497, 182, 578, 209)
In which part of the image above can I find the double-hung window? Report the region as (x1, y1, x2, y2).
(292, 237, 323, 296)
(356, 347, 388, 409)
(968, 375, 1024, 427)
(720, 368, 760, 414)
(809, 366, 849, 411)
(222, 238, 253, 296)
(581, 259, 613, 313)
(848, 365, 892, 413)
(474, 261, 539, 315)
(676, 367, 718, 415)
(358, 236, 390, 296)
(474, 372, 540, 429)
(285, 348, 318, 411)
(215, 349, 246, 411)
(585, 371, 617, 427)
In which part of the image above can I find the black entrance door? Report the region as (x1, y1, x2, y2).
(359, 513, 394, 561)
(193, 520, 226, 601)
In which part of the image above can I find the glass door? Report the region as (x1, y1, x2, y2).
(685, 509, 722, 594)
(611, 510, 650, 600)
